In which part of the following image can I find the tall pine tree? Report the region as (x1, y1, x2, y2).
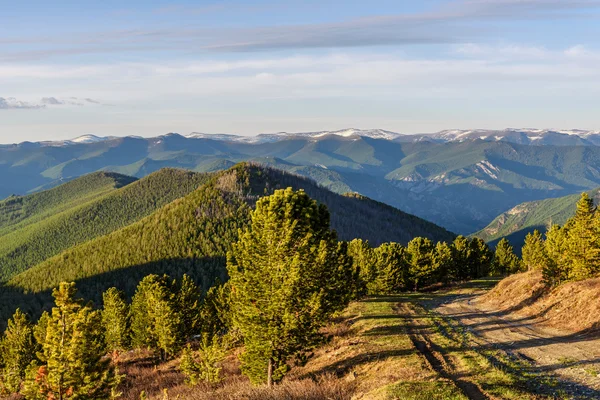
(521, 230, 547, 271)
(22, 282, 118, 399)
(102, 287, 130, 355)
(227, 188, 352, 386)
(0, 309, 36, 394)
(492, 238, 522, 275)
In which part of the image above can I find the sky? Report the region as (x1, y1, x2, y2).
(1, 0, 600, 142)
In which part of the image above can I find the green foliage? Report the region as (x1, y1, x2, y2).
(102, 288, 130, 354)
(199, 281, 232, 339)
(347, 239, 377, 298)
(371, 242, 409, 294)
(227, 188, 353, 385)
(0, 309, 36, 394)
(521, 193, 600, 287)
(492, 238, 522, 275)
(565, 193, 600, 280)
(407, 237, 436, 291)
(521, 230, 547, 271)
(176, 275, 201, 340)
(130, 274, 201, 359)
(179, 335, 226, 386)
(22, 282, 118, 399)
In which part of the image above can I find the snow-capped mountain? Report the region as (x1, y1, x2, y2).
(409, 128, 600, 146)
(13, 128, 600, 148)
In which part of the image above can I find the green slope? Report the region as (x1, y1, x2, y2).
(473, 187, 600, 248)
(0, 169, 211, 280)
(1, 163, 454, 320)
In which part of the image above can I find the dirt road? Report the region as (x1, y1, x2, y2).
(427, 283, 600, 399)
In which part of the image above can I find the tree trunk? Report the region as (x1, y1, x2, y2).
(267, 358, 273, 388)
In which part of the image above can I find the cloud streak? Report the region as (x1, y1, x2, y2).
(0, 96, 106, 110)
(0, 0, 598, 60)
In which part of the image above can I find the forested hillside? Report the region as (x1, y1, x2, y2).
(475, 187, 600, 248)
(0, 172, 134, 235)
(0, 169, 211, 280)
(0, 164, 454, 321)
(6, 134, 600, 234)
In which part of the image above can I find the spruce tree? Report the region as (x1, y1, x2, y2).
(0, 309, 36, 394)
(451, 236, 471, 280)
(227, 188, 351, 386)
(492, 238, 522, 275)
(521, 230, 547, 271)
(22, 282, 118, 399)
(407, 237, 436, 291)
(102, 287, 130, 355)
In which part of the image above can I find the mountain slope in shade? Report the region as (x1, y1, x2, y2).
(474, 187, 600, 249)
(0, 169, 211, 281)
(2, 163, 454, 321)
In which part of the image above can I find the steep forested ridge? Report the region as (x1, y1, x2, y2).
(0, 164, 454, 321)
(0, 169, 211, 281)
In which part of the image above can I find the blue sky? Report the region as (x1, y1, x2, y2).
(1, 0, 600, 142)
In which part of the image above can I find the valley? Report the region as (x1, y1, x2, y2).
(5, 129, 600, 235)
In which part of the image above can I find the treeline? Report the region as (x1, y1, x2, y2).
(522, 192, 600, 286)
(0, 169, 211, 280)
(348, 234, 520, 294)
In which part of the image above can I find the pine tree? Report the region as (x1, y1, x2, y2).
(22, 282, 118, 399)
(199, 281, 232, 339)
(492, 238, 522, 275)
(178, 335, 225, 386)
(451, 236, 471, 280)
(521, 230, 547, 271)
(468, 238, 493, 278)
(102, 287, 130, 355)
(0, 309, 36, 394)
(130, 275, 158, 350)
(544, 225, 570, 286)
(347, 239, 377, 298)
(566, 193, 600, 280)
(372, 242, 409, 294)
(407, 237, 436, 291)
(130, 275, 183, 360)
(176, 274, 201, 340)
(146, 280, 182, 360)
(432, 241, 455, 284)
(227, 188, 352, 386)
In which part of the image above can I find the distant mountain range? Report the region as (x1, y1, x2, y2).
(8, 128, 600, 147)
(3, 128, 600, 234)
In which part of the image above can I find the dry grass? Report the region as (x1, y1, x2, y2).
(116, 297, 437, 400)
(480, 270, 600, 332)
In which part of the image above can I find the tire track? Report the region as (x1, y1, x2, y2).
(398, 303, 490, 400)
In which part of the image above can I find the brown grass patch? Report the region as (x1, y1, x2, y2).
(480, 270, 600, 332)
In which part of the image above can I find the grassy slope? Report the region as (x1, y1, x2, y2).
(0, 169, 211, 281)
(474, 187, 600, 246)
